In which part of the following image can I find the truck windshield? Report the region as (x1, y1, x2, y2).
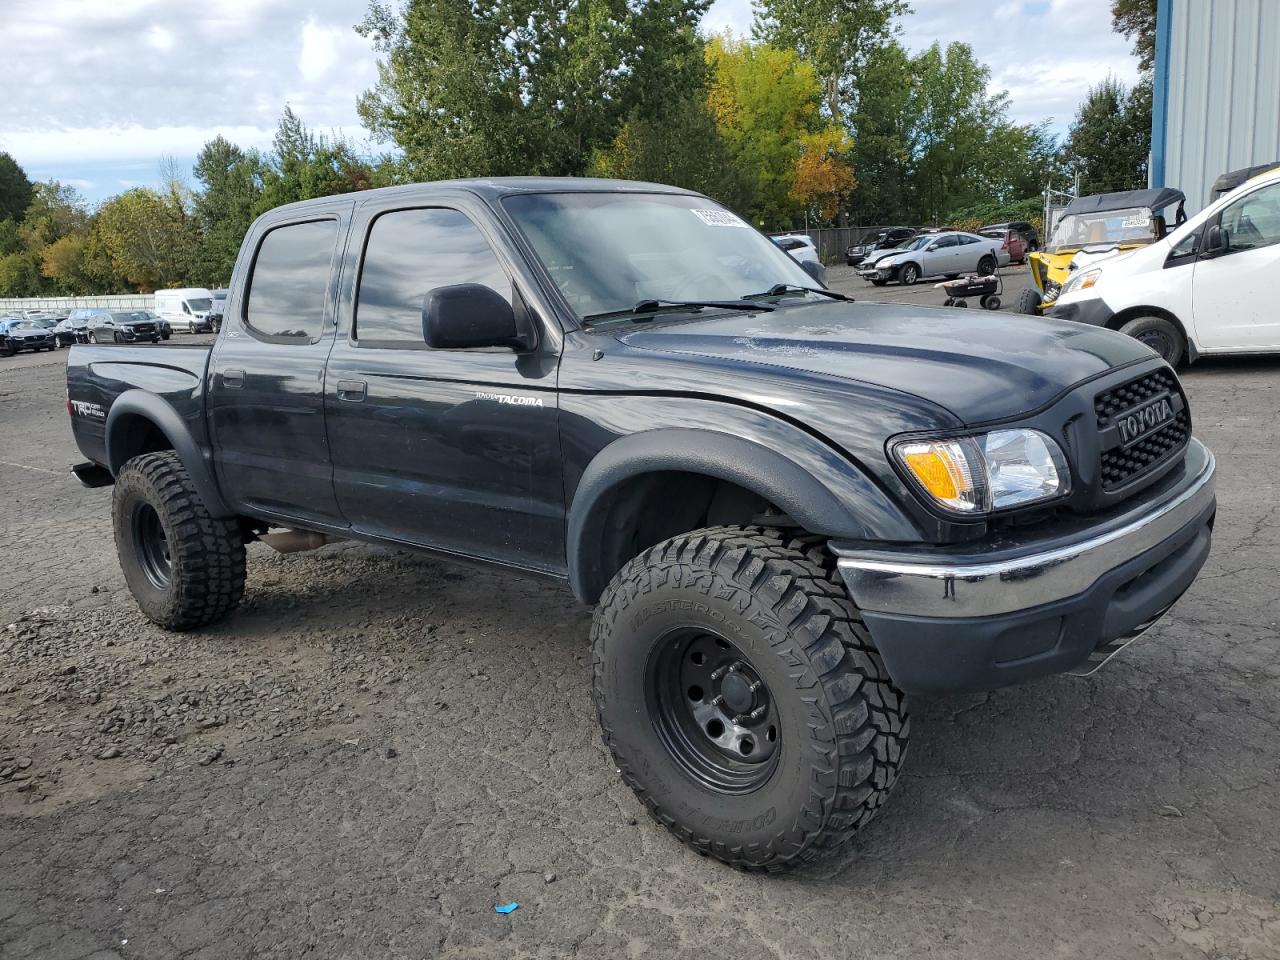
(186, 298, 213, 312)
(1048, 207, 1158, 250)
(502, 192, 816, 320)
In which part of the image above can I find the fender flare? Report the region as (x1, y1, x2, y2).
(105, 390, 234, 518)
(566, 428, 903, 603)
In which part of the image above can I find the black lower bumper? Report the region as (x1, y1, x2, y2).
(1046, 296, 1115, 327)
(833, 441, 1216, 694)
(857, 504, 1212, 693)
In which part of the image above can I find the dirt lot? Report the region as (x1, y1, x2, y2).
(2, 325, 1278, 960)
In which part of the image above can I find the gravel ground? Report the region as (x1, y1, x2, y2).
(1, 325, 1278, 960)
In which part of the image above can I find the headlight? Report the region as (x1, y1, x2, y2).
(1061, 267, 1101, 296)
(894, 429, 1070, 515)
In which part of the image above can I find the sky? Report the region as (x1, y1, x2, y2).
(0, 0, 1140, 206)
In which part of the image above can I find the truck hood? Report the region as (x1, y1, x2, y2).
(614, 299, 1156, 425)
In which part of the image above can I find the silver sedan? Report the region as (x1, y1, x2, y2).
(860, 231, 1007, 286)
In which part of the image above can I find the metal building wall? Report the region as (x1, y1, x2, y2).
(1153, 0, 1280, 213)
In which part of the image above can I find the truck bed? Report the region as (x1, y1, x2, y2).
(67, 343, 213, 471)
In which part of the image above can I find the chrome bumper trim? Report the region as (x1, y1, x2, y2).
(835, 444, 1215, 618)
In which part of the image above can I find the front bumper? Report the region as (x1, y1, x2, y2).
(1047, 295, 1115, 327)
(832, 440, 1216, 693)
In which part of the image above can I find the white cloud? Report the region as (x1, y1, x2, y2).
(145, 24, 173, 51)
(299, 17, 341, 83)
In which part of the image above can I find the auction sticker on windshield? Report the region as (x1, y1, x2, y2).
(691, 209, 748, 228)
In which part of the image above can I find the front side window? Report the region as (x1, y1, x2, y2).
(355, 208, 511, 347)
(1219, 182, 1280, 252)
(502, 192, 815, 320)
(245, 219, 338, 340)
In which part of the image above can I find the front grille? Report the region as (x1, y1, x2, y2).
(1095, 368, 1190, 490)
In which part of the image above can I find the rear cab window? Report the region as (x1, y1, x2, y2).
(244, 219, 340, 342)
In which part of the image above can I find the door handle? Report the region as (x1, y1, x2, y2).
(222, 368, 245, 389)
(336, 379, 367, 402)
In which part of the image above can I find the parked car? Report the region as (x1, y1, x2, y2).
(28, 317, 65, 345)
(130, 310, 172, 340)
(982, 220, 1039, 252)
(67, 177, 1215, 871)
(58, 308, 111, 346)
(770, 233, 826, 285)
(1021, 188, 1187, 316)
(861, 231, 1006, 285)
(1048, 166, 1280, 365)
(979, 227, 1027, 264)
(846, 226, 916, 266)
(853, 233, 922, 282)
(154, 287, 216, 332)
(85, 310, 163, 344)
(0, 317, 58, 355)
(208, 289, 228, 333)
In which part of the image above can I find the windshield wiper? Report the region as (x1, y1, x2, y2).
(744, 284, 853, 302)
(583, 298, 775, 324)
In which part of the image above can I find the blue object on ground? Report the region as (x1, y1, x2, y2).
(495, 902, 519, 914)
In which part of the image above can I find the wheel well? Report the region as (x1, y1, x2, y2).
(108, 413, 174, 473)
(579, 471, 789, 602)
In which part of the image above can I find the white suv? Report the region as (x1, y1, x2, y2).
(1048, 166, 1280, 364)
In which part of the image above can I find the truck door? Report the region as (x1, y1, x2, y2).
(323, 197, 564, 572)
(207, 203, 352, 526)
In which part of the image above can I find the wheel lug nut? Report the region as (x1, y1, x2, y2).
(710, 665, 729, 681)
(710, 694, 725, 708)
(748, 705, 766, 721)
(749, 680, 763, 693)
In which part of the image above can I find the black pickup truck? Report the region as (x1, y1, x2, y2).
(67, 178, 1216, 870)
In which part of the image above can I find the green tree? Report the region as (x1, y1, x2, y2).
(95, 188, 196, 291)
(0, 152, 34, 223)
(705, 33, 826, 227)
(845, 40, 918, 222)
(1061, 76, 1149, 194)
(192, 135, 266, 285)
(909, 42, 1016, 222)
(1111, 0, 1157, 72)
(256, 107, 375, 213)
(356, 0, 710, 179)
(752, 0, 904, 124)
(590, 98, 753, 213)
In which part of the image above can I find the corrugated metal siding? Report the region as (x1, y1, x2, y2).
(1161, 0, 1280, 213)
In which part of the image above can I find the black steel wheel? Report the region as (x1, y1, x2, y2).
(131, 501, 171, 590)
(977, 255, 997, 276)
(648, 629, 780, 795)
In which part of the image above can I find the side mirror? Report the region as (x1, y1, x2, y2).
(422, 283, 532, 351)
(1205, 224, 1230, 255)
(799, 258, 827, 287)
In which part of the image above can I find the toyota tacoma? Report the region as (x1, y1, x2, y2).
(66, 178, 1216, 871)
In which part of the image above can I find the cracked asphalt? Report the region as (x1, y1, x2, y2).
(2, 330, 1278, 959)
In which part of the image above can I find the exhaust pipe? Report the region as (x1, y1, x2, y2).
(258, 530, 335, 554)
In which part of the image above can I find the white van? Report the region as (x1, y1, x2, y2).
(1048, 165, 1280, 365)
(154, 287, 215, 333)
